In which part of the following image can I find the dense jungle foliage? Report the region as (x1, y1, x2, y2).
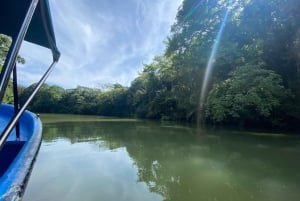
(1, 0, 300, 130)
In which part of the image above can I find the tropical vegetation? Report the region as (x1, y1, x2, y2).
(1, 0, 299, 130)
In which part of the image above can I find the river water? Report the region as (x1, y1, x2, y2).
(23, 114, 300, 201)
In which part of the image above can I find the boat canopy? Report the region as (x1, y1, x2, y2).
(0, 0, 60, 150)
(0, 0, 60, 61)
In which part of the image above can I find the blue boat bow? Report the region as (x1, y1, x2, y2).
(0, 0, 60, 200)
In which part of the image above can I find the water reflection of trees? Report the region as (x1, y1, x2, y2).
(42, 119, 300, 201)
(43, 120, 207, 200)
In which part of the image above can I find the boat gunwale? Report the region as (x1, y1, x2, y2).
(0, 104, 42, 201)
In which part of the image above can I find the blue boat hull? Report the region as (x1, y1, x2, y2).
(0, 104, 42, 201)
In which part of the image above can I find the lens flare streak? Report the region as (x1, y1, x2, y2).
(199, 0, 233, 113)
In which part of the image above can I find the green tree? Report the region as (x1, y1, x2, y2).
(19, 83, 65, 113)
(129, 63, 161, 119)
(205, 65, 293, 127)
(0, 35, 10, 65)
(97, 84, 130, 117)
(0, 34, 25, 66)
(1, 34, 25, 103)
(128, 0, 300, 127)
(59, 86, 90, 114)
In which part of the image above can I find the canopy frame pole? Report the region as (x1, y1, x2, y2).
(13, 63, 20, 140)
(0, 0, 40, 104)
(0, 60, 58, 150)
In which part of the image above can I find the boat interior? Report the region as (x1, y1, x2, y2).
(0, 141, 25, 177)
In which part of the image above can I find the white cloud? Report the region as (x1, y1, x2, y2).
(18, 0, 182, 89)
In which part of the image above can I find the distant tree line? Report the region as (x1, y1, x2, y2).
(2, 0, 300, 130)
(17, 84, 131, 116)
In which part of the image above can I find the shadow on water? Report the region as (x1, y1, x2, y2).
(25, 114, 300, 201)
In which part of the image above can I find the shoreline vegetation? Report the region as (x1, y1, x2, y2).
(40, 113, 298, 136)
(1, 0, 300, 132)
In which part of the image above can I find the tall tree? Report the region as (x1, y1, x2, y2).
(205, 64, 293, 127)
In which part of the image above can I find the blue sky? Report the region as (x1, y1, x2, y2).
(18, 0, 182, 89)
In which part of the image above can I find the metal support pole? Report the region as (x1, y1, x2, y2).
(0, 0, 40, 104)
(13, 63, 20, 139)
(0, 61, 58, 150)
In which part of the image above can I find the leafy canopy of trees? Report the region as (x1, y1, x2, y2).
(0, 34, 25, 103)
(1, 0, 299, 130)
(205, 64, 293, 127)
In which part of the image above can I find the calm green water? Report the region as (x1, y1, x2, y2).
(23, 114, 300, 201)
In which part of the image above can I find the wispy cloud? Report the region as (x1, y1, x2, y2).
(19, 0, 182, 88)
